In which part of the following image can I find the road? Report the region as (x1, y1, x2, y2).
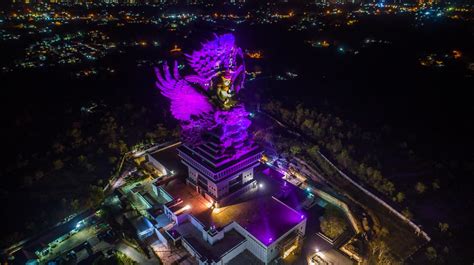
(39, 224, 104, 264)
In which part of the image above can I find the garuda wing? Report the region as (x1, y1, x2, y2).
(155, 61, 213, 121)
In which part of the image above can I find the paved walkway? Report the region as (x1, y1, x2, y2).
(117, 242, 160, 265)
(151, 240, 197, 265)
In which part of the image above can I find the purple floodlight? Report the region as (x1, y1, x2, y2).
(155, 34, 252, 158)
(185, 33, 245, 93)
(155, 62, 213, 121)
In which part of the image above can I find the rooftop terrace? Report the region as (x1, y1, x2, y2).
(154, 147, 308, 247)
(176, 222, 246, 263)
(200, 196, 305, 246)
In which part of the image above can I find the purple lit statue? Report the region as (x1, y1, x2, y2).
(155, 33, 252, 159)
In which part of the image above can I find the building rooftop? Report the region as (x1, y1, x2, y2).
(199, 196, 305, 246)
(253, 165, 309, 212)
(176, 222, 246, 263)
(159, 177, 210, 217)
(134, 216, 153, 234)
(158, 162, 308, 247)
(227, 249, 264, 265)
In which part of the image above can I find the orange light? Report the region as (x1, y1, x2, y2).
(170, 45, 182, 53)
(246, 51, 263, 59)
(452, 50, 462, 59)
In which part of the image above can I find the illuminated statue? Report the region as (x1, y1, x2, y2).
(155, 33, 252, 159)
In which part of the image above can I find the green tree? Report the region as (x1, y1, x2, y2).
(290, 145, 302, 156)
(53, 159, 64, 170)
(71, 199, 81, 212)
(366, 238, 401, 265)
(381, 180, 395, 196)
(118, 140, 129, 154)
(78, 155, 87, 165)
(336, 149, 351, 168)
(402, 207, 413, 219)
(320, 206, 347, 239)
(394, 192, 405, 203)
(302, 119, 314, 130)
(87, 185, 105, 208)
(109, 156, 118, 164)
(295, 104, 305, 126)
(328, 139, 342, 154)
(307, 145, 320, 158)
(366, 166, 374, 179)
(357, 163, 367, 177)
(425, 246, 437, 261)
(438, 222, 449, 233)
(415, 182, 427, 194)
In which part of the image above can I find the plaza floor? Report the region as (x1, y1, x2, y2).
(151, 239, 197, 265)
